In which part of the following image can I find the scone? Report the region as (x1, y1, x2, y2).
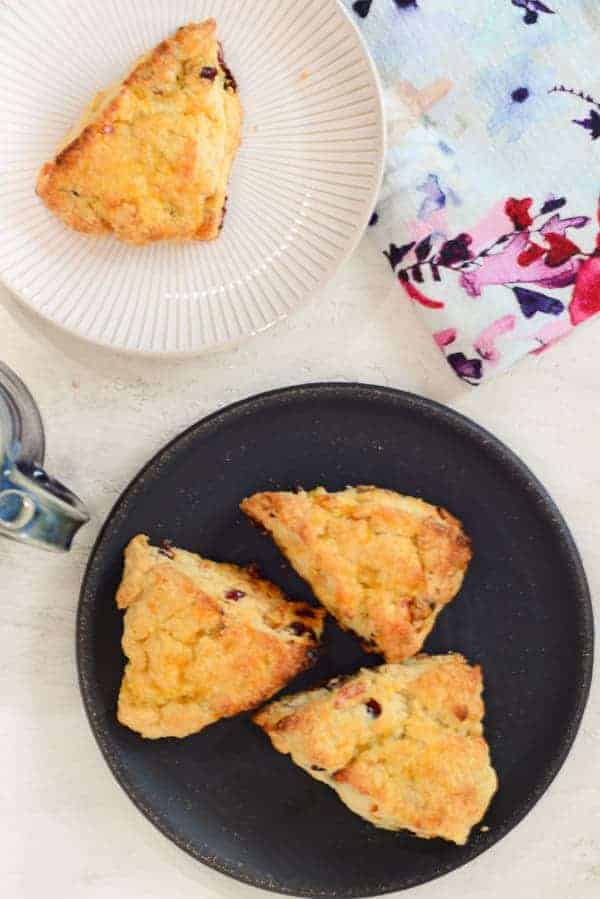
(36, 20, 242, 244)
(254, 654, 497, 845)
(116, 535, 324, 739)
(241, 486, 472, 662)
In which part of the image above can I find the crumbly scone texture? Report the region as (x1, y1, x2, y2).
(254, 654, 497, 845)
(116, 535, 324, 739)
(241, 486, 472, 662)
(36, 20, 243, 244)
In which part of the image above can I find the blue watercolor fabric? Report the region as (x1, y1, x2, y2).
(343, 0, 600, 383)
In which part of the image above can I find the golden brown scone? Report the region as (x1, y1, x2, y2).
(116, 535, 324, 739)
(36, 21, 242, 244)
(254, 654, 497, 845)
(241, 486, 472, 662)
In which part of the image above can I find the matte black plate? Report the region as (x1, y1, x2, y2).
(77, 383, 594, 897)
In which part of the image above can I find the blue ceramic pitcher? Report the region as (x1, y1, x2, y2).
(0, 362, 89, 551)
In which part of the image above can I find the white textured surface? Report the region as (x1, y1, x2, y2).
(1, 242, 599, 898)
(0, 0, 383, 354)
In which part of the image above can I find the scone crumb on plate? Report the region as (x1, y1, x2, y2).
(36, 20, 243, 245)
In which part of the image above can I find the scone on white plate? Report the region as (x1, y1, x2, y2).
(116, 535, 324, 739)
(254, 654, 497, 845)
(36, 20, 242, 244)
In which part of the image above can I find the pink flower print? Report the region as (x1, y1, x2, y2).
(460, 232, 580, 297)
(467, 200, 514, 255)
(434, 328, 457, 348)
(407, 210, 448, 245)
(531, 318, 574, 355)
(570, 257, 600, 325)
(474, 315, 517, 364)
(540, 214, 589, 237)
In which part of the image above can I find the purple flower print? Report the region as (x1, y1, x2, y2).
(392, 198, 591, 298)
(416, 174, 460, 221)
(352, 0, 373, 17)
(438, 234, 473, 266)
(447, 353, 483, 384)
(460, 231, 580, 298)
(539, 213, 589, 236)
(393, 197, 592, 294)
(549, 85, 600, 141)
(352, 0, 418, 19)
(512, 287, 565, 318)
(574, 109, 600, 140)
(511, 0, 555, 26)
(391, 193, 600, 382)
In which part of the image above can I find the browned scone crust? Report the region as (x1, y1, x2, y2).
(36, 20, 243, 244)
(116, 535, 324, 739)
(241, 486, 472, 662)
(254, 654, 497, 845)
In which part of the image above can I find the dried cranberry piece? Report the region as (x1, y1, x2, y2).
(289, 621, 313, 638)
(217, 42, 237, 92)
(225, 589, 245, 601)
(158, 540, 175, 559)
(365, 699, 382, 718)
(200, 66, 218, 81)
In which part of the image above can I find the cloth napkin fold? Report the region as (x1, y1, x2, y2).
(343, 0, 600, 384)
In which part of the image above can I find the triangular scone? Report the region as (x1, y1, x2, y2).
(36, 21, 242, 244)
(241, 487, 472, 662)
(116, 536, 324, 739)
(254, 654, 497, 845)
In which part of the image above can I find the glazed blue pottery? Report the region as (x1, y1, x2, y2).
(0, 362, 89, 551)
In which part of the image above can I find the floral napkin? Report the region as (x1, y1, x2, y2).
(343, 0, 600, 383)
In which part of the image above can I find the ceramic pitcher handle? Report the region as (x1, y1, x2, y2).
(0, 459, 89, 552)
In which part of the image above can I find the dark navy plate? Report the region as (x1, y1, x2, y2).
(77, 383, 593, 897)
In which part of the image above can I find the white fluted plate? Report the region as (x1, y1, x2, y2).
(0, 0, 384, 355)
